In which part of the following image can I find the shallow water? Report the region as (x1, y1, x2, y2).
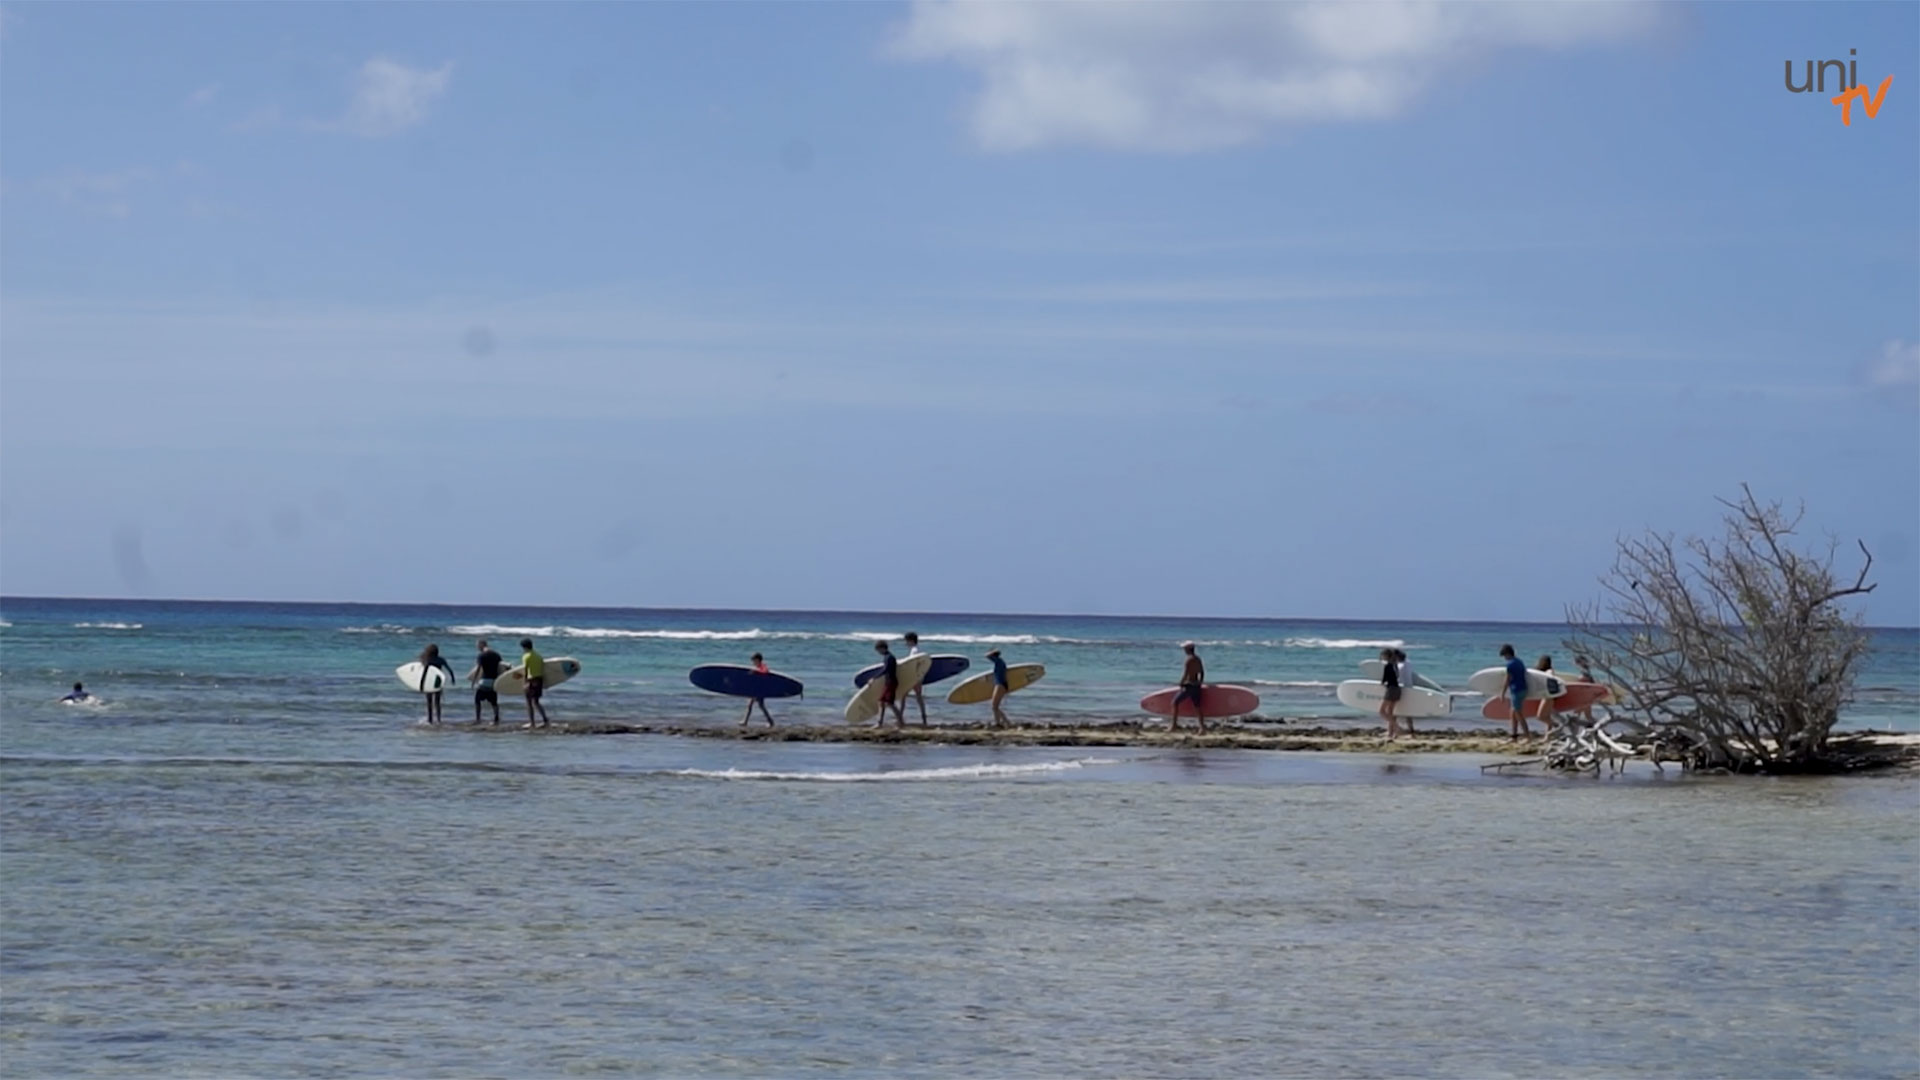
(3, 601, 1916, 1076)
(4, 743, 1916, 1078)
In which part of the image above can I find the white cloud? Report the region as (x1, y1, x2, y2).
(39, 168, 152, 217)
(1867, 339, 1920, 388)
(890, 1, 1660, 151)
(333, 57, 453, 137)
(185, 83, 220, 109)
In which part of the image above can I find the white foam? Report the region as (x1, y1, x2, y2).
(73, 622, 142, 630)
(0, 620, 12, 628)
(1251, 680, 1338, 688)
(341, 624, 414, 634)
(669, 757, 1119, 783)
(1284, 637, 1405, 649)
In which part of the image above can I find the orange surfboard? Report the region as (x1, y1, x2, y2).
(1481, 681, 1610, 721)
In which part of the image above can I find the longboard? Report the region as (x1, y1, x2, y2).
(844, 653, 933, 723)
(495, 657, 582, 696)
(855, 654, 969, 688)
(1336, 679, 1452, 718)
(945, 663, 1046, 705)
(689, 665, 804, 699)
(1139, 684, 1260, 719)
(1480, 681, 1611, 720)
(1466, 666, 1564, 700)
(396, 661, 456, 694)
(1357, 658, 1446, 693)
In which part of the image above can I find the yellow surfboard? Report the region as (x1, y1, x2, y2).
(945, 663, 1045, 705)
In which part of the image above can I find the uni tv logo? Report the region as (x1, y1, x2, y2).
(1785, 49, 1892, 126)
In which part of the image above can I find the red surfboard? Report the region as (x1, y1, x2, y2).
(1480, 681, 1610, 721)
(1140, 684, 1261, 719)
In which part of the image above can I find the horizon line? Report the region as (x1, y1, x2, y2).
(2, 593, 1915, 633)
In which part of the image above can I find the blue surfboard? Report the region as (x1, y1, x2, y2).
(689, 665, 804, 699)
(852, 654, 970, 688)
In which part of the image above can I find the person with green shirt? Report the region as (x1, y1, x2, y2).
(518, 637, 552, 729)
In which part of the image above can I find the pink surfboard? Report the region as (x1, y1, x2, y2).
(1480, 681, 1610, 721)
(1139, 684, 1261, 719)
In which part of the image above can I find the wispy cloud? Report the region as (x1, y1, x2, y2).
(1004, 278, 1430, 304)
(38, 168, 152, 217)
(1866, 339, 1920, 406)
(330, 57, 454, 137)
(890, 1, 1661, 151)
(185, 83, 221, 109)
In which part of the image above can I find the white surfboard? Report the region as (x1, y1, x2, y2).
(1467, 666, 1564, 700)
(1336, 679, 1452, 718)
(1357, 659, 1446, 693)
(396, 662, 457, 694)
(844, 653, 932, 723)
(495, 657, 582, 696)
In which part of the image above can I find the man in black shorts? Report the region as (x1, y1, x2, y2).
(468, 638, 505, 726)
(1172, 641, 1207, 733)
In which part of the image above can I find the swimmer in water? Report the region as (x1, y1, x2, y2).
(60, 681, 93, 704)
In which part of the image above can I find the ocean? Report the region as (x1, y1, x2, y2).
(3, 598, 1916, 1077)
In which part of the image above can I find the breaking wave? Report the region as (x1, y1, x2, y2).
(669, 758, 1119, 782)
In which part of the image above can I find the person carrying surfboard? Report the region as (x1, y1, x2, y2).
(873, 641, 905, 727)
(742, 652, 776, 728)
(1535, 655, 1562, 734)
(519, 638, 552, 729)
(1378, 647, 1404, 740)
(1171, 642, 1207, 733)
(986, 648, 1011, 728)
(1500, 644, 1531, 740)
(416, 644, 455, 725)
(903, 632, 931, 726)
(468, 638, 505, 726)
(1393, 647, 1419, 736)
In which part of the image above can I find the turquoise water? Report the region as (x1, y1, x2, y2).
(2, 598, 1914, 734)
(3, 600, 1917, 1077)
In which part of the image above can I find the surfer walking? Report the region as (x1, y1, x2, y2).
(1535, 655, 1561, 733)
(1393, 648, 1419, 735)
(904, 631, 930, 726)
(1500, 644, 1531, 740)
(742, 652, 775, 727)
(519, 638, 552, 729)
(874, 640, 905, 727)
(417, 644, 455, 725)
(468, 638, 505, 726)
(1378, 647, 1404, 740)
(987, 648, 1011, 728)
(1171, 642, 1207, 733)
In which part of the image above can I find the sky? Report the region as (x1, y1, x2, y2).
(1, 1, 1915, 624)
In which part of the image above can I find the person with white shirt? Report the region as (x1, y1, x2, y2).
(903, 631, 930, 726)
(1393, 648, 1420, 735)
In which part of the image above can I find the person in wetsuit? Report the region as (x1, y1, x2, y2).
(987, 648, 1012, 728)
(417, 644, 455, 725)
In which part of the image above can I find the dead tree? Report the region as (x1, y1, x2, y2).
(1566, 486, 1875, 773)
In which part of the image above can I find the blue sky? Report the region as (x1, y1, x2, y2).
(2, 2, 1915, 624)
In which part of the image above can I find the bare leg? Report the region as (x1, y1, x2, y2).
(742, 699, 754, 726)
(757, 699, 774, 727)
(913, 686, 927, 727)
(991, 685, 1008, 728)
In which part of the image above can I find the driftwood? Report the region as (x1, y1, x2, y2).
(1563, 486, 1878, 774)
